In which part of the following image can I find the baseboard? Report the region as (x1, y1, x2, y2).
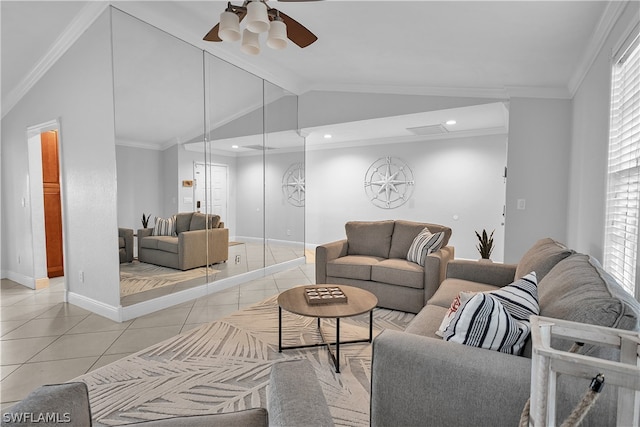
(120, 285, 208, 322)
(67, 291, 122, 322)
(2, 270, 36, 289)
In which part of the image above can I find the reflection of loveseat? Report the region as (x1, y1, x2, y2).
(118, 228, 133, 263)
(316, 220, 454, 313)
(138, 212, 229, 271)
(370, 238, 640, 426)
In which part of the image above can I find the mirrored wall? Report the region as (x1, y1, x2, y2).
(112, 8, 304, 307)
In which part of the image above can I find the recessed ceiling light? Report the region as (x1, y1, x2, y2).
(232, 145, 239, 149)
(446, 120, 457, 125)
(323, 134, 332, 139)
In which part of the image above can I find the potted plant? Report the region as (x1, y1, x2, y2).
(141, 213, 151, 229)
(475, 229, 495, 260)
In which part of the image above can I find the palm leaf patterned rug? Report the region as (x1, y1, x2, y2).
(75, 294, 414, 426)
(119, 262, 219, 297)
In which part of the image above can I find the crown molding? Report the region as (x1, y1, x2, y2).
(568, 0, 630, 97)
(1, 1, 109, 119)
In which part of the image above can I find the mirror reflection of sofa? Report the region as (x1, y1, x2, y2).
(118, 227, 134, 263)
(137, 212, 229, 270)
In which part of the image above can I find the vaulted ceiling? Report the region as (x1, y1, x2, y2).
(1, 1, 622, 148)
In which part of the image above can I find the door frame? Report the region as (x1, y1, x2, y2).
(193, 161, 229, 223)
(26, 118, 66, 291)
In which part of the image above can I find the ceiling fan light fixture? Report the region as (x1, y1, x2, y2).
(246, 0, 270, 34)
(219, 10, 241, 42)
(267, 18, 287, 50)
(241, 29, 261, 55)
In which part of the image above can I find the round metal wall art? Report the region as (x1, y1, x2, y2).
(364, 157, 415, 209)
(282, 163, 305, 207)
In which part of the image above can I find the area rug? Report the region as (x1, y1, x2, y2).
(75, 295, 415, 426)
(119, 262, 219, 297)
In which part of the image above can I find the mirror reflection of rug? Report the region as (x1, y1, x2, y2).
(119, 261, 220, 297)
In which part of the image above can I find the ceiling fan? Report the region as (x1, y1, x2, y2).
(203, 0, 318, 54)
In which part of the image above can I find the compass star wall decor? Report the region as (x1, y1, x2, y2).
(364, 157, 415, 209)
(282, 163, 305, 207)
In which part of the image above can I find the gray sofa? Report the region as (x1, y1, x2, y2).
(371, 238, 640, 426)
(138, 212, 229, 271)
(118, 228, 133, 263)
(2, 359, 333, 427)
(316, 220, 454, 313)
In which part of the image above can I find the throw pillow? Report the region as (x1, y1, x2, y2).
(436, 291, 476, 337)
(406, 228, 445, 266)
(489, 271, 539, 321)
(152, 215, 176, 236)
(443, 293, 531, 355)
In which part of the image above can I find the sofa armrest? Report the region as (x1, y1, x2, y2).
(445, 259, 517, 286)
(137, 228, 153, 257)
(371, 329, 530, 427)
(315, 240, 348, 284)
(268, 359, 334, 427)
(179, 228, 229, 269)
(423, 245, 454, 304)
(118, 228, 134, 263)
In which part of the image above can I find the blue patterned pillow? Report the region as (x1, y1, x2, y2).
(407, 228, 445, 266)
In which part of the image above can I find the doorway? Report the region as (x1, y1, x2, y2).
(193, 162, 228, 221)
(27, 120, 65, 289)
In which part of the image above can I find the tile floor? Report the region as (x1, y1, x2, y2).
(0, 262, 315, 409)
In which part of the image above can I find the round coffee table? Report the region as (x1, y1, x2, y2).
(277, 285, 378, 373)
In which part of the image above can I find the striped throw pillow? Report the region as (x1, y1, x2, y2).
(407, 228, 445, 266)
(152, 216, 176, 236)
(443, 293, 531, 355)
(489, 272, 539, 321)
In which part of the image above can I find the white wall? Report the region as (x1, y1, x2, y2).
(568, 1, 639, 260)
(306, 135, 507, 261)
(0, 10, 120, 307)
(504, 98, 572, 263)
(116, 145, 163, 231)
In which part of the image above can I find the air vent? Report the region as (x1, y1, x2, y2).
(406, 124, 448, 136)
(244, 145, 275, 150)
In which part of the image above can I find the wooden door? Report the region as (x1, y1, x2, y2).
(41, 131, 64, 278)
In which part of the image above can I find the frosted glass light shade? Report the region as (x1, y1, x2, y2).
(267, 19, 287, 50)
(219, 11, 241, 42)
(246, 1, 270, 34)
(241, 29, 260, 55)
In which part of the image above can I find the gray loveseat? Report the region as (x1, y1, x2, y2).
(316, 220, 454, 313)
(118, 228, 133, 263)
(371, 238, 640, 426)
(2, 359, 333, 427)
(138, 212, 229, 271)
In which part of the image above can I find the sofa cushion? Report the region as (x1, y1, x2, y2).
(404, 304, 449, 338)
(153, 216, 176, 237)
(327, 255, 382, 281)
(443, 293, 531, 355)
(175, 212, 194, 234)
(389, 220, 452, 259)
(539, 254, 640, 332)
(156, 237, 179, 254)
(190, 213, 221, 231)
(3, 382, 92, 427)
(406, 229, 445, 266)
(371, 259, 424, 289)
(428, 279, 500, 308)
(345, 220, 395, 258)
(515, 238, 573, 280)
(140, 236, 160, 250)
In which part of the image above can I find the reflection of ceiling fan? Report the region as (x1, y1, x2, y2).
(203, 0, 318, 54)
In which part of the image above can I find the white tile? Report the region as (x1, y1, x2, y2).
(0, 336, 58, 366)
(29, 331, 123, 362)
(104, 325, 182, 355)
(1, 316, 85, 340)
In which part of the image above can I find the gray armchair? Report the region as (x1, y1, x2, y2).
(118, 227, 134, 263)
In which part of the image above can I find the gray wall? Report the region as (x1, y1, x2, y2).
(567, 1, 639, 260)
(306, 134, 507, 261)
(1, 10, 120, 306)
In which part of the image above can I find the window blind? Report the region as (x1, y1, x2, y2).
(604, 30, 640, 298)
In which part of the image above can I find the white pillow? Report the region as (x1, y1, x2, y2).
(442, 293, 531, 355)
(407, 228, 445, 266)
(488, 272, 539, 321)
(436, 291, 476, 337)
(152, 216, 176, 236)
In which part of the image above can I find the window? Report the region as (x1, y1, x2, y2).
(604, 27, 640, 299)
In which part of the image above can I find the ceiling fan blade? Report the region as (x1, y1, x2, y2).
(203, 24, 222, 42)
(203, 9, 247, 42)
(278, 10, 317, 48)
